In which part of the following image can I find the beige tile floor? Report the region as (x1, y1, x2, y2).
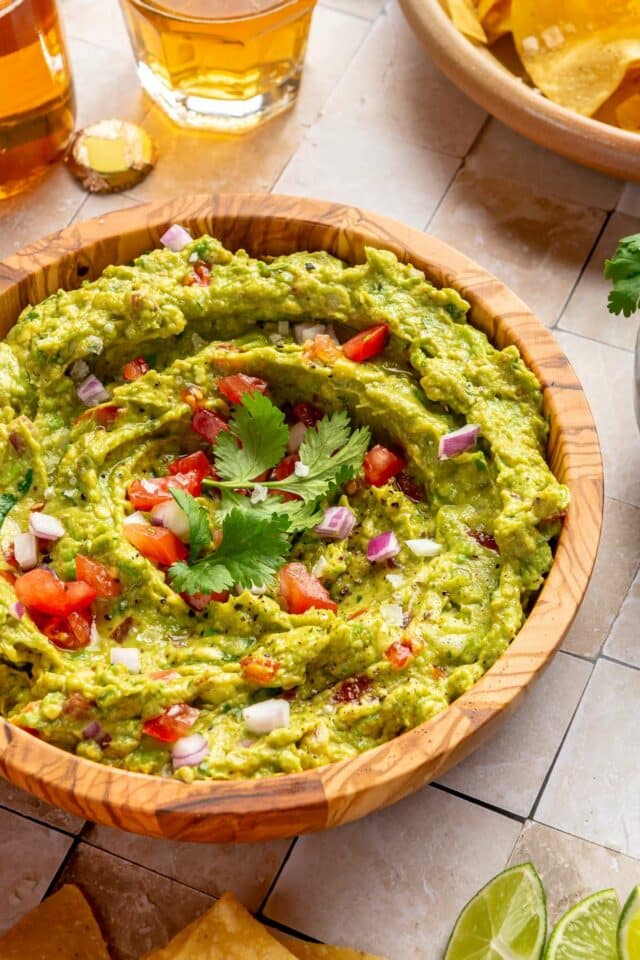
(1, 0, 639, 957)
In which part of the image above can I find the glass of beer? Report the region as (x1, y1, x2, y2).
(0, 0, 76, 199)
(119, 0, 317, 132)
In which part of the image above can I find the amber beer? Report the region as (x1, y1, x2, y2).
(0, 0, 75, 199)
(120, 0, 317, 132)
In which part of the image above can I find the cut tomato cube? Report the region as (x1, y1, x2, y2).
(292, 402, 323, 427)
(142, 703, 199, 742)
(127, 470, 202, 511)
(76, 555, 121, 598)
(183, 261, 211, 286)
(217, 374, 268, 404)
(279, 562, 337, 614)
(123, 523, 188, 566)
(168, 450, 213, 480)
(342, 324, 389, 362)
(122, 356, 149, 381)
(304, 334, 341, 364)
(241, 654, 280, 685)
(363, 445, 406, 487)
(191, 408, 229, 444)
(271, 453, 301, 502)
(14, 569, 97, 617)
(384, 640, 414, 670)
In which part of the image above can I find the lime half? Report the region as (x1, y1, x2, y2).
(618, 886, 640, 960)
(444, 862, 546, 960)
(544, 889, 620, 960)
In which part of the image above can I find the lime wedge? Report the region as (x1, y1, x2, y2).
(444, 863, 546, 960)
(618, 886, 640, 960)
(544, 889, 620, 960)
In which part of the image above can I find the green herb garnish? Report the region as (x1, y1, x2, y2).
(605, 233, 640, 317)
(0, 494, 17, 530)
(170, 488, 211, 562)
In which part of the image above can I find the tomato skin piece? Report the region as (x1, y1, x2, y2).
(333, 676, 372, 703)
(217, 374, 268, 404)
(14, 569, 97, 617)
(183, 260, 211, 286)
(342, 324, 389, 362)
(168, 450, 213, 480)
(123, 356, 149, 381)
(76, 555, 121, 598)
(73, 404, 121, 427)
(291, 402, 323, 427)
(142, 703, 199, 742)
(395, 471, 424, 503)
(241, 654, 280, 685)
(363, 445, 406, 487)
(271, 453, 301, 502)
(384, 641, 414, 670)
(181, 590, 229, 610)
(123, 523, 188, 566)
(191, 408, 229, 444)
(149, 669, 181, 681)
(304, 334, 341, 363)
(127, 470, 202, 510)
(44, 610, 93, 650)
(279, 562, 338, 614)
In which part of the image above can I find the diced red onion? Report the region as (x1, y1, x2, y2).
(243, 698, 290, 735)
(123, 511, 148, 526)
(14, 532, 37, 570)
(287, 421, 307, 453)
(160, 224, 192, 252)
(438, 424, 481, 460)
(110, 647, 140, 673)
(172, 733, 208, 769)
(293, 321, 327, 344)
(29, 511, 65, 541)
(380, 602, 404, 627)
(82, 719, 102, 740)
(367, 531, 400, 563)
(9, 601, 24, 620)
(315, 506, 356, 540)
(405, 538, 442, 557)
(77, 374, 109, 407)
(69, 359, 90, 381)
(150, 500, 190, 541)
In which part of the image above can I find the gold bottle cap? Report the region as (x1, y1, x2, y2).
(65, 119, 156, 193)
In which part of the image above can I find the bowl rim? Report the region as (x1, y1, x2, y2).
(398, 0, 640, 182)
(0, 193, 604, 843)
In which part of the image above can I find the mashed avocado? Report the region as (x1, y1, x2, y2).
(0, 235, 568, 780)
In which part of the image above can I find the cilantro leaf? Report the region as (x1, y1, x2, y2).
(169, 508, 289, 595)
(604, 233, 640, 317)
(215, 391, 288, 484)
(218, 489, 324, 533)
(170, 488, 211, 562)
(0, 494, 16, 530)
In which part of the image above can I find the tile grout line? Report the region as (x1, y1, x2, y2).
(552, 207, 612, 331)
(0, 804, 81, 838)
(316, 2, 378, 24)
(256, 836, 299, 915)
(423, 114, 491, 233)
(431, 782, 525, 824)
(554, 322, 635, 354)
(259, 913, 321, 943)
(599, 652, 640, 673)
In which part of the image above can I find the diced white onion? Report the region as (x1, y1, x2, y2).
(88, 620, 101, 649)
(294, 460, 310, 477)
(250, 485, 268, 504)
(243, 699, 290, 735)
(287, 422, 307, 453)
(249, 583, 268, 596)
(85, 336, 103, 355)
(188, 251, 198, 263)
(150, 500, 190, 541)
(29, 511, 65, 541)
(380, 602, 404, 627)
(312, 556, 328, 579)
(385, 572, 405, 589)
(293, 322, 326, 344)
(110, 647, 140, 673)
(123, 511, 149, 526)
(405, 538, 442, 557)
(13, 532, 37, 570)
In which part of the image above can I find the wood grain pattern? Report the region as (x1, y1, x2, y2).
(0, 194, 604, 843)
(399, 0, 640, 182)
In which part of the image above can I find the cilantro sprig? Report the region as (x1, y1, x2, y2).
(214, 392, 288, 485)
(0, 494, 16, 530)
(605, 233, 640, 317)
(170, 488, 211, 561)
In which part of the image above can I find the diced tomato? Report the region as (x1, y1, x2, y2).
(384, 640, 414, 670)
(270, 453, 301, 502)
(168, 450, 213, 480)
(123, 523, 188, 566)
(279, 562, 337, 615)
(42, 609, 92, 650)
(183, 260, 211, 286)
(122, 356, 149, 382)
(342, 324, 389, 363)
(142, 703, 199, 742)
(468, 529, 499, 553)
(181, 590, 229, 611)
(241, 654, 280, 686)
(304, 334, 342, 364)
(149, 669, 181, 681)
(73, 404, 121, 427)
(217, 374, 268, 404)
(62, 692, 94, 716)
(363, 445, 406, 487)
(127, 470, 202, 510)
(76, 555, 122, 598)
(432, 665, 447, 681)
(0, 569, 16, 585)
(395, 471, 424, 503)
(292, 402, 323, 427)
(180, 385, 206, 412)
(333, 676, 372, 704)
(347, 607, 369, 621)
(14, 569, 97, 617)
(191, 408, 229, 444)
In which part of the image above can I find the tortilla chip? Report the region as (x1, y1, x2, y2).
(273, 929, 386, 960)
(0, 884, 110, 960)
(511, 0, 640, 116)
(446, 0, 487, 44)
(595, 66, 640, 131)
(141, 892, 298, 960)
(476, 0, 512, 43)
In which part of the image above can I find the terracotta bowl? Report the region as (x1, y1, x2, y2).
(399, 0, 640, 182)
(0, 194, 603, 843)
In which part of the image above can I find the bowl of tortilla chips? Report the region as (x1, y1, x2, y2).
(399, 0, 640, 181)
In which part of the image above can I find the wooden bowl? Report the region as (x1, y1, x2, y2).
(399, 0, 640, 182)
(0, 194, 603, 843)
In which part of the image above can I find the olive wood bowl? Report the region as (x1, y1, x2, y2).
(0, 194, 603, 843)
(399, 0, 640, 182)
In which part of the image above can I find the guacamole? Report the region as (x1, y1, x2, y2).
(0, 234, 569, 780)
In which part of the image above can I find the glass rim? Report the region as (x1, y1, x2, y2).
(121, 0, 315, 24)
